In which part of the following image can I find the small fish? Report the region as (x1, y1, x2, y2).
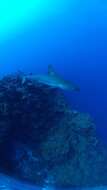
(22, 64, 80, 92)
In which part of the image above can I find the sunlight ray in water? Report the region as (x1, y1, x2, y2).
(0, 0, 67, 42)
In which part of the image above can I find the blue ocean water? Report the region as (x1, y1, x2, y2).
(0, 0, 107, 189)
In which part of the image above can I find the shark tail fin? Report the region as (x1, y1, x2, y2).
(48, 64, 57, 76)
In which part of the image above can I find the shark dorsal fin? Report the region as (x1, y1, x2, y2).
(48, 64, 56, 76)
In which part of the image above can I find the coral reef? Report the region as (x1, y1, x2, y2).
(0, 72, 107, 188)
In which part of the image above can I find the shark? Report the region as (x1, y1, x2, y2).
(22, 64, 80, 92)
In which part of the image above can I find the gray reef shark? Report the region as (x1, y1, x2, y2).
(22, 64, 80, 92)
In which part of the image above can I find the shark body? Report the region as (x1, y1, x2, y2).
(23, 65, 80, 92)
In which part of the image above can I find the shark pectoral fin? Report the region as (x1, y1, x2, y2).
(48, 64, 57, 76)
(22, 76, 26, 85)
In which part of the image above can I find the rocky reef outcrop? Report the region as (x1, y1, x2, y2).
(0, 72, 107, 188)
